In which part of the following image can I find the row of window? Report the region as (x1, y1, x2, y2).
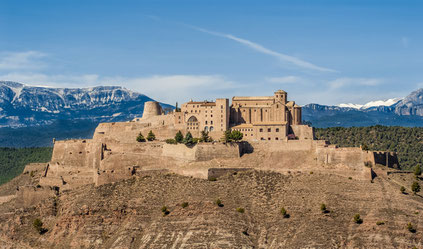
(259, 128, 280, 132)
(261, 137, 280, 140)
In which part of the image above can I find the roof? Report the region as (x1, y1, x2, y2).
(252, 121, 287, 126)
(231, 124, 254, 129)
(286, 101, 295, 107)
(186, 101, 216, 106)
(232, 96, 274, 101)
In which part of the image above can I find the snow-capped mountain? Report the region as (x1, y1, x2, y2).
(303, 89, 423, 127)
(0, 81, 171, 128)
(338, 98, 403, 110)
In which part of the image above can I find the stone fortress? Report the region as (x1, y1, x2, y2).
(25, 90, 398, 193)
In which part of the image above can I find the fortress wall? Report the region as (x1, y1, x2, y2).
(195, 143, 241, 161)
(162, 144, 197, 161)
(315, 146, 366, 171)
(93, 117, 179, 143)
(290, 125, 315, 140)
(249, 140, 315, 152)
(51, 140, 92, 167)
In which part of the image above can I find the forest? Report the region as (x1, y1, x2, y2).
(0, 147, 52, 185)
(315, 125, 423, 170)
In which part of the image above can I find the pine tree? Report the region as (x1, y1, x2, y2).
(175, 131, 184, 143)
(230, 130, 243, 142)
(136, 132, 146, 142)
(147, 130, 156, 141)
(201, 131, 210, 142)
(414, 164, 422, 176)
(412, 181, 420, 194)
(183, 131, 194, 145)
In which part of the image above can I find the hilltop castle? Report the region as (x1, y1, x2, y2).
(18, 90, 398, 198)
(134, 90, 312, 142)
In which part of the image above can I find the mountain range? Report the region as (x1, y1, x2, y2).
(1, 80, 423, 146)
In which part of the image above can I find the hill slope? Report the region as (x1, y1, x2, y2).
(0, 170, 422, 248)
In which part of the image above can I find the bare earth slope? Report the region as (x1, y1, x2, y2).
(0, 169, 422, 248)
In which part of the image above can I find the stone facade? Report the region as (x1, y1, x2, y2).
(135, 90, 311, 141)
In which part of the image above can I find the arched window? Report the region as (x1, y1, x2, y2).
(210, 126, 214, 131)
(204, 126, 208, 132)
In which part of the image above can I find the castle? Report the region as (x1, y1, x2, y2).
(18, 90, 398, 199)
(135, 90, 312, 142)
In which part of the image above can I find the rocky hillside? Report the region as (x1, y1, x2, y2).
(395, 88, 423, 116)
(0, 168, 422, 248)
(0, 81, 172, 128)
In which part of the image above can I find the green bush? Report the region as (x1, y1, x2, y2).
(215, 199, 224, 207)
(201, 131, 211, 142)
(146, 130, 156, 141)
(320, 203, 329, 213)
(230, 130, 243, 142)
(400, 186, 406, 194)
(281, 207, 289, 218)
(376, 221, 385, 225)
(209, 177, 217, 181)
(353, 213, 363, 224)
(161, 206, 170, 216)
(165, 139, 177, 144)
(33, 218, 46, 234)
(30, 171, 34, 177)
(412, 181, 420, 194)
(407, 222, 416, 233)
(236, 208, 245, 213)
(136, 132, 146, 142)
(181, 202, 189, 208)
(364, 161, 373, 167)
(175, 131, 184, 143)
(183, 132, 194, 145)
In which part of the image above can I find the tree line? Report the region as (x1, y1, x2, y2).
(0, 147, 52, 185)
(315, 125, 423, 170)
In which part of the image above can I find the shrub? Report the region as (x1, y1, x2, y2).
(215, 199, 224, 207)
(136, 132, 146, 142)
(353, 213, 363, 224)
(348, 177, 352, 180)
(181, 202, 189, 208)
(30, 171, 34, 177)
(183, 132, 194, 145)
(165, 139, 177, 144)
(310, 171, 313, 174)
(33, 218, 46, 234)
(201, 131, 211, 142)
(192, 137, 200, 144)
(236, 208, 245, 213)
(281, 207, 289, 218)
(400, 186, 406, 194)
(223, 130, 232, 143)
(376, 221, 385, 225)
(412, 181, 420, 194)
(415, 165, 422, 176)
(161, 206, 170, 216)
(209, 177, 217, 181)
(407, 222, 416, 233)
(147, 130, 156, 141)
(230, 130, 243, 142)
(320, 203, 329, 213)
(175, 131, 184, 143)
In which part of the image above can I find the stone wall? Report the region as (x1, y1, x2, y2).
(23, 163, 47, 174)
(15, 185, 57, 208)
(290, 124, 315, 140)
(208, 168, 251, 180)
(372, 151, 400, 169)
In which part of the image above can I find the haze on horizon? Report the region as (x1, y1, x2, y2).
(0, 0, 422, 106)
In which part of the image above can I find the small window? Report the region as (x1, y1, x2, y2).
(205, 121, 208, 124)
(268, 128, 271, 132)
(259, 128, 263, 132)
(211, 121, 213, 124)
(261, 137, 265, 140)
(268, 137, 271, 140)
(276, 137, 279, 140)
(211, 115, 213, 117)
(221, 105, 223, 109)
(276, 128, 279, 132)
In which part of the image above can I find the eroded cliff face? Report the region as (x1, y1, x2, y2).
(0, 169, 422, 248)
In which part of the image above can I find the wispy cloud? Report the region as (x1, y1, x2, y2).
(266, 76, 302, 84)
(189, 25, 337, 73)
(328, 77, 383, 89)
(0, 51, 47, 71)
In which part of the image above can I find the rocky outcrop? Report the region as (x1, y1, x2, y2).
(395, 88, 423, 116)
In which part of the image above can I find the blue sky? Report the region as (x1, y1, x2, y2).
(0, 0, 422, 105)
